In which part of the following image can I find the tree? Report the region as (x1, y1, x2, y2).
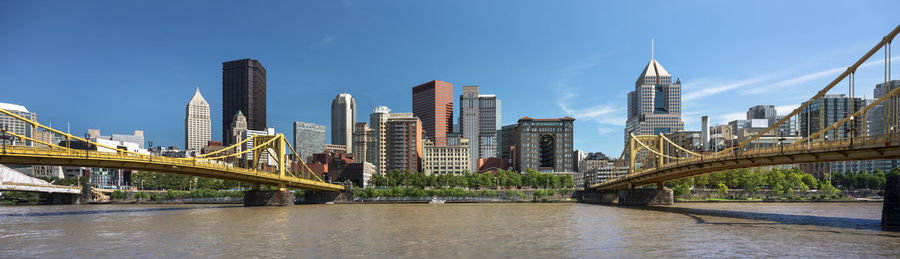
(717, 183, 729, 198)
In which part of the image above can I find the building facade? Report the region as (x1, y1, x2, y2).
(514, 117, 575, 174)
(185, 88, 211, 152)
(243, 128, 276, 166)
(0, 103, 36, 146)
(331, 93, 356, 153)
(412, 80, 453, 146)
(459, 86, 479, 171)
(800, 94, 864, 139)
(352, 122, 373, 163)
(222, 58, 266, 145)
(385, 113, 424, 173)
(368, 106, 391, 175)
(423, 138, 470, 175)
(868, 80, 900, 136)
(478, 94, 501, 159)
(230, 111, 248, 148)
(624, 58, 684, 142)
(292, 121, 326, 163)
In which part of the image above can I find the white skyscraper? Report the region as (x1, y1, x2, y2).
(331, 93, 357, 153)
(624, 49, 684, 143)
(185, 88, 211, 152)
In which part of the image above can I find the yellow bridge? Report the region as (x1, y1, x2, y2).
(0, 110, 344, 193)
(593, 24, 900, 192)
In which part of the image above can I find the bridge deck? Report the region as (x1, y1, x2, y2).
(0, 146, 344, 192)
(593, 135, 900, 191)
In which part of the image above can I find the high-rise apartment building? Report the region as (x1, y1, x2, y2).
(185, 88, 211, 152)
(624, 57, 684, 142)
(352, 122, 373, 163)
(514, 117, 575, 174)
(0, 103, 36, 146)
(331, 93, 356, 153)
(369, 106, 391, 175)
(222, 58, 266, 145)
(292, 121, 326, 163)
(385, 113, 424, 173)
(412, 80, 453, 146)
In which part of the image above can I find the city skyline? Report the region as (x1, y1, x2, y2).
(1, 1, 898, 156)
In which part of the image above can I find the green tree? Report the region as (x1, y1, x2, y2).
(716, 183, 729, 198)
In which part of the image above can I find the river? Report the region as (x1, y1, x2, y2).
(1, 202, 899, 258)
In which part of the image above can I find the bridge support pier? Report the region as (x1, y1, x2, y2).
(243, 189, 294, 206)
(44, 193, 82, 204)
(883, 172, 900, 226)
(617, 188, 673, 206)
(580, 190, 619, 204)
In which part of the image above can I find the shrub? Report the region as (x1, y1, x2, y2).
(110, 190, 126, 200)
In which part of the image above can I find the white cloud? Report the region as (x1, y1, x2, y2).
(775, 104, 801, 116)
(683, 76, 770, 102)
(715, 112, 745, 124)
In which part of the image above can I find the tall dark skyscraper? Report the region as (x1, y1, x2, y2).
(412, 80, 453, 146)
(222, 58, 266, 145)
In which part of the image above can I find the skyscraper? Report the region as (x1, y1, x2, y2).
(185, 88, 211, 152)
(459, 86, 503, 171)
(369, 106, 391, 174)
(624, 53, 684, 143)
(293, 121, 326, 162)
(459, 86, 479, 171)
(230, 111, 248, 147)
(222, 58, 266, 146)
(478, 94, 501, 158)
(331, 93, 357, 153)
(412, 80, 453, 146)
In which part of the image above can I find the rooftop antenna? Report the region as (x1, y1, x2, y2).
(651, 39, 654, 60)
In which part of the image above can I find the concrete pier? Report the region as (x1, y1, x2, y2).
(581, 190, 619, 204)
(883, 173, 900, 226)
(581, 188, 673, 205)
(243, 190, 294, 206)
(618, 188, 673, 206)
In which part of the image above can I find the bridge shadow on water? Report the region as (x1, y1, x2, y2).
(0, 205, 244, 218)
(587, 203, 900, 235)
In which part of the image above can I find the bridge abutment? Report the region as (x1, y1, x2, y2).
(44, 193, 81, 204)
(883, 172, 900, 226)
(244, 190, 294, 206)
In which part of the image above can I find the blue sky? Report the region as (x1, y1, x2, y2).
(1, 0, 898, 156)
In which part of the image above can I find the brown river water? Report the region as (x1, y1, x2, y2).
(1, 202, 899, 258)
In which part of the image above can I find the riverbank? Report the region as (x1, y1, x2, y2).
(674, 198, 883, 203)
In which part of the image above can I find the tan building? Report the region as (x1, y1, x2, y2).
(230, 111, 248, 147)
(423, 138, 470, 175)
(352, 122, 373, 164)
(185, 88, 211, 152)
(385, 113, 424, 173)
(368, 106, 391, 175)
